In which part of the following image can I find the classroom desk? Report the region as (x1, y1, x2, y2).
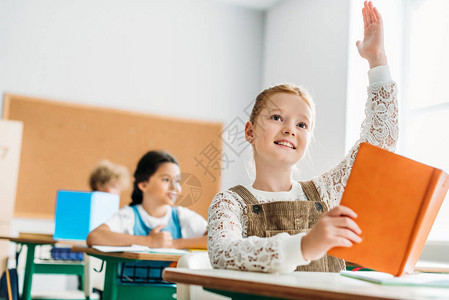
(162, 268, 449, 300)
(72, 246, 184, 300)
(0, 233, 87, 300)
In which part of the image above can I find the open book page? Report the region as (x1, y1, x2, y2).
(144, 248, 189, 254)
(341, 271, 449, 288)
(92, 244, 189, 254)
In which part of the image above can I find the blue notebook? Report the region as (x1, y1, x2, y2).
(53, 190, 119, 240)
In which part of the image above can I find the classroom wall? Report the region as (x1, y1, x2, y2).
(0, 0, 264, 291)
(0, 0, 264, 193)
(263, 0, 351, 179)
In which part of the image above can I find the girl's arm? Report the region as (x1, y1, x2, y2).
(175, 206, 208, 249)
(172, 234, 207, 249)
(313, 1, 398, 208)
(86, 223, 173, 248)
(86, 224, 148, 246)
(208, 191, 307, 273)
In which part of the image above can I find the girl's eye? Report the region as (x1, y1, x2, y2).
(297, 122, 308, 129)
(162, 178, 170, 182)
(270, 114, 283, 122)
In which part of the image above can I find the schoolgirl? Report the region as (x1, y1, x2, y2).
(207, 1, 398, 273)
(87, 150, 207, 249)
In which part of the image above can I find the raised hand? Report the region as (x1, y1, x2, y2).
(147, 224, 173, 248)
(356, 1, 388, 68)
(301, 206, 362, 261)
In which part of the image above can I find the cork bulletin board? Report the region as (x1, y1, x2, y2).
(2, 94, 223, 220)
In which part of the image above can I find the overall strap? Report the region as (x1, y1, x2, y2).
(132, 205, 182, 239)
(229, 185, 259, 206)
(131, 205, 151, 236)
(299, 180, 321, 202)
(169, 207, 183, 239)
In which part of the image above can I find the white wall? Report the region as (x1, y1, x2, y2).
(0, 0, 265, 191)
(263, 0, 350, 179)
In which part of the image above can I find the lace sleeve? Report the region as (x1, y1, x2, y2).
(207, 191, 300, 273)
(314, 80, 398, 208)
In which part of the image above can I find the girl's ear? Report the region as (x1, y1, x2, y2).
(137, 181, 147, 193)
(245, 121, 254, 143)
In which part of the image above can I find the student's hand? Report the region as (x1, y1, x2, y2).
(301, 206, 362, 261)
(147, 224, 173, 248)
(356, 1, 387, 68)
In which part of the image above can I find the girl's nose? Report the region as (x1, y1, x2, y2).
(282, 123, 296, 136)
(170, 179, 181, 193)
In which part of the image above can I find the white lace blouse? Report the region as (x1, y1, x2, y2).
(207, 65, 398, 273)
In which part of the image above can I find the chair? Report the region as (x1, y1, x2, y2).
(176, 252, 229, 300)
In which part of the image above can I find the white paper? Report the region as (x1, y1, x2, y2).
(93, 245, 151, 252)
(92, 244, 189, 255)
(144, 248, 189, 254)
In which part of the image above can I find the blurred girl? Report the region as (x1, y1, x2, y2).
(87, 150, 207, 249)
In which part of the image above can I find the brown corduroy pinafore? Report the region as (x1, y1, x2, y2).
(230, 181, 345, 272)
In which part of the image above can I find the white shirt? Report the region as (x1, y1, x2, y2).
(105, 204, 207, 238)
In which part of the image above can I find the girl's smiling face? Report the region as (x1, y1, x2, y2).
(246, 92, 312, 168)
(138, 162, 181, 206)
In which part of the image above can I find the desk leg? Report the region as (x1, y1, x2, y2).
(84, 255, 92, 300)
(102, 261, 118, 300)
(22, 243, 36, 300)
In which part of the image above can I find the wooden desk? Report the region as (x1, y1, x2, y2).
(163, 268, 449, 300)
(0, 233, 58, 245)
(0, 234, 87, 300)
(72, 246, 184, 300)
(72, 246, 183, 262)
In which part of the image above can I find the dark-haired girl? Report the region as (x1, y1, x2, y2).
(87, 150, 207, 249)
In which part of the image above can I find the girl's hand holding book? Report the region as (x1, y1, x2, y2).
(301, 206, 362, 261)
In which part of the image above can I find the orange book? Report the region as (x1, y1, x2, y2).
(328, 142, 449, 276)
